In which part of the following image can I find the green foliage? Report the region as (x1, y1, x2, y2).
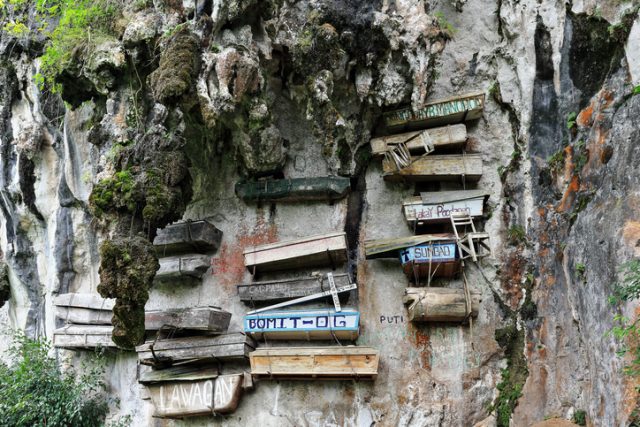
(609, 260, 640, 304)
(434, 11, 456, 38)
(633, 85, 640, 96)
(566, 111, 577, 130)
(0, 332, 109, 426)
(575, 262, 586, 281)
(493, 368, 524, 426)
(3, 21, 29, 37)
(573, 409, 587, 426)
(89, 169, 136, 216)
(547, 148, 565, 172)
(507, 225, 527, 245)
(573, 139, 588, 172)
(609, 260, 640, 376)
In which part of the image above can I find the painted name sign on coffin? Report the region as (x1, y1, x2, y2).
(400, 243, 457, 265)
(244, 309, 359, 340)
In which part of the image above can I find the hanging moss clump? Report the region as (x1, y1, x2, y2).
(0, 261, 10, 308)
(97, 236, 159, 349)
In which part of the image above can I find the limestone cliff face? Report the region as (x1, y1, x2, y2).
(0, 0, 639, 425)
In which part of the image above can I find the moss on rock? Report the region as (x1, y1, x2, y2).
(149, 27, 200, 103)
(0, 261, 10, 308)
(97, 236, 158, 349)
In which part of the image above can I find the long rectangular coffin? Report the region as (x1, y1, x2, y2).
(383, 92, 485, 132)
(235, 177, 351, 202)
(53, 325, 117, 349)
(54, 293, 114, 325)
(146, 374, 244, 417)
(154, 220, 222, 255)
(403, 287, 481, 322)
(237, 273, 351, 303)
(244, 309, 359, 340)
(145, 307, 231, 332)
(155, 255, 211, 283)
(243, 232, 348, 273)
(400, 243, 461, 279)
(365, 234, 457, 259)
(383, 154, 483, 182)
(370, 124, 467, 156)
(136, 333, 256, 366)
(403, 190, 489, 226)
(250, 346, 379, 380)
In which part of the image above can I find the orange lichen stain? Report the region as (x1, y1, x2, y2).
(622, 221, 640, 256)
(408, 324, 431, 370)
(557, 175, 580, 213)
(538, 207, 547, 217)
(500, 250, 527, 308)
(544, 274, 556, 287)
(562, 145, 575, 183)
(212, 214, 277, 288)
(577, 104, 594, 128)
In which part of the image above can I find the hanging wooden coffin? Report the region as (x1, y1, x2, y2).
(383, 92, 484, 132)
(403, 287, 481, 322)
(53, 325, 117, 349)
(243, 232, 348, 273)
(235, 177, 351, 202)
(250, 346, 379, 380)
(237, 273, 351, 303)
(145, 307, 231, 332)
(365, 234, 457, 259)
(370, 124, 467, 156)
(54, 293, 114, 325)
(244, 308, 359, 340)
(383, 154, 483, 182)
(136, 333, 256, 366)
(141, 365, 244, 417)
(400, 243, 461, 279)
(155, 255, 211, 283)
(403, 190, 490, 227)
(154, 220, 222, 255)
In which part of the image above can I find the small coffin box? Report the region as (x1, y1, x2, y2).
(154, 220, 222, 255)
(370, 124, 467, 156)
(53, 325, 117, 349)
(155, 255, 211, 283)
(383, 154, 483, 182)
(244, 308, 359, 341)
(235, 177, 351, 202)
(145, 307, 231, 332)
(237, 273, 351, 303)
(243, 232, 348, 273)
(383, 92, 485, 132)
(400, 243, 461, 279)
(54, 293, 114, 325)
(250, 346, 379, 380)
(403, 287, 481, 322)
(137, 333, 255, 366)
(140, 366, 244, 417)
(403, 190, 490, 226)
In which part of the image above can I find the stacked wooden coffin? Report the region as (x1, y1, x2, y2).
(240, 233, 379, 380)
(53, 293, 117, 349)
(367, 92, 490, 323)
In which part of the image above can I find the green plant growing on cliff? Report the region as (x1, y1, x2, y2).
(609, 260, 640, 376)
(507, 225, 527, 245)
(434, 11, 456, 38)
(633, 85, 640, 96)
(566, 111, 577, 130)
(0, 331, 109, 426)
(573, 409, 587, 426)
(547, 148, 565, 172)
(89, 169, 136, 217)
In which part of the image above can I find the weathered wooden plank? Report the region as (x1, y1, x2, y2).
(403, 287, 481, 322)
(235, 177, 351, 202)
(54, 293, 115, 310)
(147, 375, 244, 417)
(155, 255, 211, 282)
(243, 232, 348, 273)
(403, 190, 489, 225)
(139, 365, 219, 384)
(399, 243, 460, 279)
(154, 220, 222, 255)
(383, 154, 483, 182)
(365, 234, 457, 259)
(55, 306, 112, 325)
(383, 92, 485, 132)
(244, 308, 359, 341)
(136, 333, 255, 365)
(370, 124, 467, 156)
(53, 325, 117, 349)
(145, 307, 231, 332)
(250, 346, 379, 379)
(237, 273, 352, 303)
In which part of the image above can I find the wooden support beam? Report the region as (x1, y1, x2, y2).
(403, 287, 481, 322)
(383, 154, 483, 182)
(154, 220, 222, 255)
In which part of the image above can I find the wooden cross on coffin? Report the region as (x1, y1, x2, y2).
(246, 273, 356, 315)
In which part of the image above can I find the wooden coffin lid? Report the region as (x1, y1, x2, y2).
(243, 232, 347, 255)
(365, 234, 457, 259)
(139, 365, 219, 384)
(136, 333, 256, 353)
(54, 293, 114, 310)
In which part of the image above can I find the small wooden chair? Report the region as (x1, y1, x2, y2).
(450, 212, 490, 262)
